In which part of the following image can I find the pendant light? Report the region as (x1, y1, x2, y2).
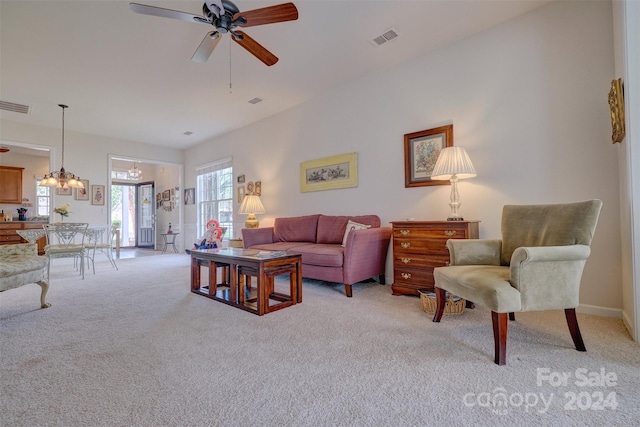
(128, 161, 142, 181)
(40, 104, 84, 189)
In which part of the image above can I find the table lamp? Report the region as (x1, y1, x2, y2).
(239, 195, 265, 228)
(430, 146, 476, 221)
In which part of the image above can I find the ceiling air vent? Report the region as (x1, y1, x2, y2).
(248, 97, 263, 105)
(370, 27, 400, 47)
(0, 100, 30, 114)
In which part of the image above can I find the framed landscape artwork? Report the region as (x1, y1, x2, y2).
(300, 152, 358, 193)
(404, 124, 453, 187)
(91, 185, 105, 205)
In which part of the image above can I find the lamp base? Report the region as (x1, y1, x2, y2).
(244, 214, 259, 229)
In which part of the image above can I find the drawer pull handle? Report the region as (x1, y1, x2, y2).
(401, 273, 412, 279)
(444, 230, 457, 237)
(401, 258, 411, 264)
(401, 242, 410, 248)
(400, 229, 410, 236)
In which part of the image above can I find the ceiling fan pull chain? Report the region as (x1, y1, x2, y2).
(229, 41, 232, 93)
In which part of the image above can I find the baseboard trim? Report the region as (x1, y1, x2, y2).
(577, 303, 623, 318)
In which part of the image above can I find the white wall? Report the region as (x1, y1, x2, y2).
(184, 1, 622, 313)
(0, 120, 183, 228)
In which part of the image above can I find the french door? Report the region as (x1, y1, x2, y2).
(137, 182, 155, 248)
(111, 181, 155, 248)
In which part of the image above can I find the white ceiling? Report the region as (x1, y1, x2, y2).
(1, 0, 550, 151)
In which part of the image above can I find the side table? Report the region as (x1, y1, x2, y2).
(161, 232, 179, 254)
(390, 220, 479, 296)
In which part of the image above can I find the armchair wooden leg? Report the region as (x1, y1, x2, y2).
(492, 311, 508, 365)
(344, 284, 353, 298)
(565, 308, 586, 352)
(509, 312, 516, 321)
(432, 287, 447, 322)
(37, 280, 51, 308)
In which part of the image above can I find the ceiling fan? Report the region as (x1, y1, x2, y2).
(129, 1, 298, 66)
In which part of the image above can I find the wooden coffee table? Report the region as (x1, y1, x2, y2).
(190, 248, 302, 315)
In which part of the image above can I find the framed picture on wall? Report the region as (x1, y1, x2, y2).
(184, 188, 195, 205)
(75, 180, 89, 200)
(300, 152, 358, 193)
(237, 186, 245, 204)
(404, 124, 453, 187)
(162, 190, 170, 201)
(91, 185, 105, 205)
(56, 187, 72, 196)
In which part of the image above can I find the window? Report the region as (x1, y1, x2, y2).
(36, 180, 51, 216)
(196, 158, 233, 240)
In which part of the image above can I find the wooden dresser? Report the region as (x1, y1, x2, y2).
(0, 222, 48, 255)
(390, 220, 479, 296)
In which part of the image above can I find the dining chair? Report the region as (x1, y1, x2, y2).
(81, 228, 104, 275)
(43, 223, 89, 280)
(84, 226, 118, 272)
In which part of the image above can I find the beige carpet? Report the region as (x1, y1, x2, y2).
(1, 254, 638, 426)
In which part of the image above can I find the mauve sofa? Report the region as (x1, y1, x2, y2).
(242, 214, 392, 297)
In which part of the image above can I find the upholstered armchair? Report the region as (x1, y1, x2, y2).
(432, 200, 603, 365)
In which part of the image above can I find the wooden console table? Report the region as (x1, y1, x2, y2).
(190, 248, 302, 316)
(390, 220, 479, 296)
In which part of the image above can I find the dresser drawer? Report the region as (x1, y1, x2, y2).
(393, 253, 449, 269)
(0, 234, 22, 243)
(394, 238, 450, 254)
(393, 267, 436, 290)
(393, 226, 470, 240)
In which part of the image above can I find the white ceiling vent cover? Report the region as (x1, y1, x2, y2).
(0, 100, 30, 114)
(370, 27, 400, 47)
(248, 97, 263, 104)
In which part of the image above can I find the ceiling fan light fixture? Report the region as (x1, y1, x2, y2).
(130, 1, 298, 65)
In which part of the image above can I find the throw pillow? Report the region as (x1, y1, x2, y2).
(341, 220, 371, 246)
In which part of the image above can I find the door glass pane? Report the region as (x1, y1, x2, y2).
(137, 183, 155, 248)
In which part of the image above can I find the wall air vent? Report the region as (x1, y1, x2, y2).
(0, 100, 30, 114)
(248, 97, 263, 105)
(370, 27, 400, 47)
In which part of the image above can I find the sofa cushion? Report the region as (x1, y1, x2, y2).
(317, 214, 381, 244)
(288, 243, 344, 268)
(274, 214, 320, 243)
(341, 220, 371, 246)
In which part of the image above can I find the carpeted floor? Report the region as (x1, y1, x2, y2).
(1, 254, 639, 426)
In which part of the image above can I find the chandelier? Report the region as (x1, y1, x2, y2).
(40, 104, 84, 189)
(128, 161, 142, 181)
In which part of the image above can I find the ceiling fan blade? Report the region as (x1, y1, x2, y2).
(233, 2, 298, 28)
(129, 3, 210, 24)
(232, 31, 278, 66)
(192, 32, 221, 63)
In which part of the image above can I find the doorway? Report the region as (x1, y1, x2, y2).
(111, 181, 155, 248)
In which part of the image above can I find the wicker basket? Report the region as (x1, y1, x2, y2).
(418, 290, 465, 315)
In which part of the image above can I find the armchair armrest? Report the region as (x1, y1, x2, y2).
(510, 244, 591, 311)
(446, 239, 502, 266)
(241, 227, 275, 248)
(343, 227, 392, 284)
